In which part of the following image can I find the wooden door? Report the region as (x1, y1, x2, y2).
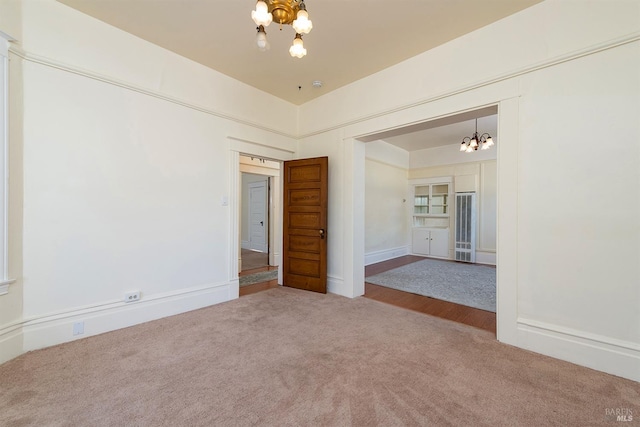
(283, 157, 328, 293)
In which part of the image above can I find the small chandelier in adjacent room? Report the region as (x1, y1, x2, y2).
(459, 118, 495, 153)
(251, 0, 313, 58)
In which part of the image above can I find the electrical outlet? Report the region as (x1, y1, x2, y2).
(73, 321, 84, 336)
(124, 291, 141, 303)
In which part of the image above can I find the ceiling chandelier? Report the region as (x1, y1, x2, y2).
(459, 119, 495, 153)
(252, 0, 313, 58)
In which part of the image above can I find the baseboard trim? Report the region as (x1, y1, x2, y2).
(516, 318, 640, 382)
(0, 321, 23, 364)
(476, 250, 496, 265)
(327, 275, 347, 297)
(365, 246, 409, 266)
(22, 281, 236, 353)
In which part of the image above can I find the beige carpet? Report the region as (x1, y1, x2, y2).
(1, 288, 637, 426)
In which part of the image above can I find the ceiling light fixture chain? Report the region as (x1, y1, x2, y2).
(459, 118, 495, 153)
(251, 0, 313, 58)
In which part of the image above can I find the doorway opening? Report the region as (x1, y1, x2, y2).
(242, 175, 269, 269)
(238, 155, 281, 295)
(360, 106, 498, 333)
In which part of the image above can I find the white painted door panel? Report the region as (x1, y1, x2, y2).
(249, 181, 268, 253)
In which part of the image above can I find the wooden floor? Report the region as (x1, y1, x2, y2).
(239, 256, 496, 334)
(240, 249, 269, 271)
(364, 256, 496, 334)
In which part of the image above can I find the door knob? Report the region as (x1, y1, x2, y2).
(319, 229, 325, 239)
(260, 221, 264, 226)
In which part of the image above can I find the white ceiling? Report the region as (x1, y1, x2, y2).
(55, 1, 531, 152)
(378, 108, 498, 152)
(57, 0, 542, 106)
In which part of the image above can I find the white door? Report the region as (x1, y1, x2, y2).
(248, 181, 268, 252)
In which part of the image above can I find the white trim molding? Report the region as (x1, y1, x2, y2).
(1, 279, 236, 364)
(22, 280, 235, 352)
(517, 318, 640, 383)
(0, 319, 23, 364)
(9, 47, 297, 140)
(0, 278, 15, 296)
(299, 31, 640, 139)
(327, 275, 347, 298)
(475, 250, 496, 266)
(0, 36, 8, 285)
(365, 246, 410, 266)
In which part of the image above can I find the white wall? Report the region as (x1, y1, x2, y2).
(516, 41, 640, 344)
(297, 0, 640, 381)
(19, 0, 297, 137)
(364, 141, 409, 264)
(0, 0, 297, 361)
(0, 0, 21, 42)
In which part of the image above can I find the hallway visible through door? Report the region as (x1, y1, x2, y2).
(248, 180, 268, 253)
(238, 155, 281, 293)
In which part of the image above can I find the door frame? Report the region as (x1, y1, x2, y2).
(228, 137, 295, 298)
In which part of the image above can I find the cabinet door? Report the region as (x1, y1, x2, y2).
(429, 229, 449, 258)
(412, 228, 430, 255)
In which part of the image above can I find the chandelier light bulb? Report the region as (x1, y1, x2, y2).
(256, 25, 269, 51)
(252, 1, 273, 26)
(251, 0, 314, 57)
(292, 9, 313, 34)
(289, 33, 307, 58)
(459, 118, 495, 153)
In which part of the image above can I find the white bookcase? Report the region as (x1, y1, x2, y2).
(409, 177, 452, 259)
(413, 183, 450, 225)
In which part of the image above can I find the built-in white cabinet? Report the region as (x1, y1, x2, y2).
(410, 177, 452, 259)
(413, 183, 449, 226)
(412, 228, 449, 258)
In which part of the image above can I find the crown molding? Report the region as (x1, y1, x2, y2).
(6, 30, 640, 142)
(8, 45, 298, 140)
(297, 30, 640, 140)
